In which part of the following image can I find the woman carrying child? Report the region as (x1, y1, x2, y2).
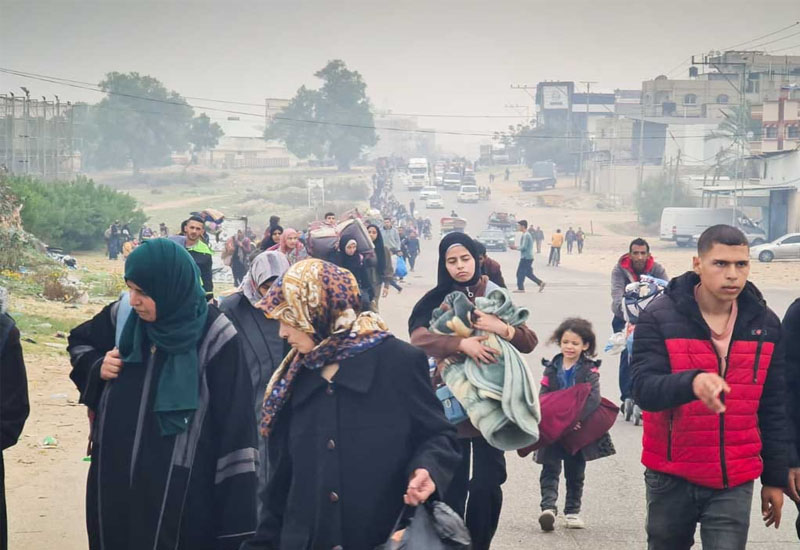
(536, 317, 615, 532)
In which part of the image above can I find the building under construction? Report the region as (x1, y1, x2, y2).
(0, 93, 80, 178)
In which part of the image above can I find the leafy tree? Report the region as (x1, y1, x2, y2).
(266, 60, 377, 170)
(188, 113, 224, 162)
(636, 173, 693, 225)
(93, 72, 194, 173)
(496, 123, 576, 172)
(6, 174, 147, 251)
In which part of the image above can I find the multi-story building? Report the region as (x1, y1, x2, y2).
(756, 86, 800, 153)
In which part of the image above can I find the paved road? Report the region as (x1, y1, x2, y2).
(384, 182, 799, 549)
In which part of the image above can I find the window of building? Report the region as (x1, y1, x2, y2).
(766, 126, 778, 139)
(716, 94, 729, 104)
(788, 125, 800, 139)
(683, 94, 697, 105)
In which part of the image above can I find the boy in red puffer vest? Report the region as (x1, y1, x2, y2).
(631, 224, 792, 550)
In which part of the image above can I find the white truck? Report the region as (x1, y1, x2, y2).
(659, 207, 767, 247)
(407, 158, 430, 190)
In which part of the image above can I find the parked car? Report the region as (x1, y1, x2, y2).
(457, 185, 480, 203)
(750, 233, 800, 262)
(661, 207, 767, 247)
(419, 186, 439, 201)
(426, 193, 444, 209)
(518, 161, 557, 191)
(476, 229, 508, 252)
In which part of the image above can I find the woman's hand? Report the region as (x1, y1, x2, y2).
(458, 335, 499, 364)
(473, 311, 511, 338)
(100, 348, 123, 380)
(404, 469, 435, 506)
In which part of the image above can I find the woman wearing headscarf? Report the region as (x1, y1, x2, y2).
(67, 239, 257, 550)
(219, 250, 290, 519)
(334, 238, 372, 309)
(268, 227, 308, 265)
(408, 232, 538, 550)
(259, 224, 283, 252)
(230, 229, 253, 286)
(366, 223, 394, 311)
(242, 259, 461, 550)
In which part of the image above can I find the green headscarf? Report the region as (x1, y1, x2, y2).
(120, 238, 209, 436)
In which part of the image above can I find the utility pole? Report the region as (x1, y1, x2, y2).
(8, 94, 16, 174)
(636, 98, 646, 219)
(20, 87, 30, 175)
(692, 54, 748, 225)
(575, 81, 596, 189)
(55, 95, 60, 180)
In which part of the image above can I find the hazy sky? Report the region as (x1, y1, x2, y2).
(2, 0, 799, 154)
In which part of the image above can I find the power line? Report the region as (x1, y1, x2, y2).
(721, 21, 800, 51)
(748, 28, 800, 50)
(1, 68, 753, 142)
(0, 67, 530, 119)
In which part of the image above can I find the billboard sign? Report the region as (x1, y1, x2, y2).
(541, 85, 570, 110)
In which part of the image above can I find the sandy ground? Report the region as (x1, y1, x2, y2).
(3, 165, 798, 548)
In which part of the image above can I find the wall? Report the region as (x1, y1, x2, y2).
(592, 164, 663, 201)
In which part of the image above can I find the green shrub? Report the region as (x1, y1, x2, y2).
(5, 174, 147, 252)
(636, 174, 694, 226)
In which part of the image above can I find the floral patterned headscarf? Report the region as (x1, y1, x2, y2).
(257, 258, 390, 435)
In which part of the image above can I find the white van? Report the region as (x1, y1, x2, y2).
(659, 207, 767, 247)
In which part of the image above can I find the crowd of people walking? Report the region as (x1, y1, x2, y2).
(2, 163, 800, 550)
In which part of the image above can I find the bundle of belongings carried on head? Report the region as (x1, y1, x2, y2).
(190, 208, 225, 240)
(306, 216, 374, 260)
(430, 287, 540, 451)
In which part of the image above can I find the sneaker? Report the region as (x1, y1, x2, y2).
(538, 509, 556, 532)
(565, 514, 585, 529)
(538, 282, 546, 293)
(512, 289, 525, 294)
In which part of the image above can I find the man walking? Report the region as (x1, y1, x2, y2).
(381, 217, 401, 253)
(612, 238, 668, 410)
(184, 216, 215, 299)
(565, 227, 576, 254)
(512, 220, 545, 293)
(631, 225, 790, 549)
(576, 227, 586, 254)
(534, 226, 544, 254)
(548, 229, 564, 267)
(0, 287, 29, 550)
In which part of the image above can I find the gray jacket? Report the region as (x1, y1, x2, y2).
(610, 255, 668, 319)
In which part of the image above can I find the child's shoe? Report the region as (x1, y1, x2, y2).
(565, 514, 585, 529)
(538, 509, 556, 532)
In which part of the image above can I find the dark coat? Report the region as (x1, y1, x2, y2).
(68, 303, 257, 550)
(243, 337, 461, 550)
(1, 315, 29, 550)
(219, 292, 287, 512)
(781, 298, 800, 467)
(187, 248, 214, 296)
(535, 354, 615, 464)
